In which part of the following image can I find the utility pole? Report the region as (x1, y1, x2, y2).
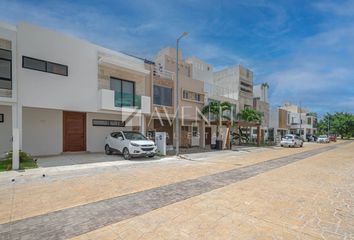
(175, 32, 188, 156)
(299, 101, 302, 138)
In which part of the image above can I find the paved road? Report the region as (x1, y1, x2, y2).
(0, 141, 353, 239)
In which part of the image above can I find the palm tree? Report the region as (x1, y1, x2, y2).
(261, 82, 269, 88)
(238, 108, 262, 123)
(202, 101, 232, 139)
(237, 108, 263, 143)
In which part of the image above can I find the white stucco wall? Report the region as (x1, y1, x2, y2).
(22, 107, 62, 156)
(185, 57, 213, 84)
(269, 108, 279, 129)
(17, 23, 99, 112)
(86, 112, 133, 152)
(0, 105, 12, 155)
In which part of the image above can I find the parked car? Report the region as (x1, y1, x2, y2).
(280, 134, 303, 148)
(329, 135, 337, 142)
(317, 135, 330, 143)
(105, 131, 157, 159)
(306, 134, 317, 142)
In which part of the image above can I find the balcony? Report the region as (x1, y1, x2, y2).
(98, 89, 150, 114)
(153, 66, 174, 80)
(204, 82, 238, 100)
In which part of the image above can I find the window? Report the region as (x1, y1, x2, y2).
(110, 77, 135, 107)
(22, 56, 68, 76)
(192, 127, 198, 137)
(23, 57, 46, 72)
(183, 90, 189, 99)
(182, 90, 203, 103)
(307, 118, 311, 125)
(0, 49, 11, 90)
(154, 85, 172, 106)
(92, 119, 125, 127)
(195, 93, 201, 102)
(47, 62, 68, 76)
(111, 132, 123, 138)
(181, 126, 190, 131)
(0, 113, 3, 123)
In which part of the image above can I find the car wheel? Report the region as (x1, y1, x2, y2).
(123, 148, 131, 160)
(105, 145, 112, 155)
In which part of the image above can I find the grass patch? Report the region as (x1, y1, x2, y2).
(0, 151, 38, 172)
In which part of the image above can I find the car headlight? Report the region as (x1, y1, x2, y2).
(130, 142, 140, 147)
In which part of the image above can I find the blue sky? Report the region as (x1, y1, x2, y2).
(1, 0, 353, 116)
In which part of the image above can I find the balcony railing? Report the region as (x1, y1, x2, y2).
(153, 66, 174, 80)
(204, 82, 238, 100)
(98, 89, 150, 114)
(114, 92, 141, 109)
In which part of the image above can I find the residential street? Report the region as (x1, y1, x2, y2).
(0, 141, 354, 239)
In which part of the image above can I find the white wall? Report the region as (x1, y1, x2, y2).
(213, 66, 240, 100)
(22, 107, 62, 156)
(185, 57, 213, 84)
(17, 23, 99, 112)
(0, 105, 12, 155)
(269, 108, 279, 129)
(86, 112, 133, 152)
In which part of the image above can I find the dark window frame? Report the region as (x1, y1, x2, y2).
(110, 77, 136, 108)
(92, 119, 125, 127)
(22, 56, 68, 76)
(46, 61, 68, 76)
(0, 113, 4, 123)
(0, 48, 12, 90)
(153, 85, 173, 107)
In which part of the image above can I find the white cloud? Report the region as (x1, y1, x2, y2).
(314, 0, 354, 16)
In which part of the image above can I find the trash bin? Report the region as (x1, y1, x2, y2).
(215, 140, 223, 150)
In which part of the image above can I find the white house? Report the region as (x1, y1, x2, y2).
(0, 22, 151, 169)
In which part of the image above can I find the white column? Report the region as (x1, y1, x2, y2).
(200, 121, 205, 148)
(11, 103, 22, 170)
(140, 115, 145, 135)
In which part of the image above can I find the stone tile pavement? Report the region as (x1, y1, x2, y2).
(0, 141, 352, 239)
(71, 141, 354, 240)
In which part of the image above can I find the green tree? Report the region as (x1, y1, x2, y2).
(331, 112, 354, 139)
(237, 108, 263, 143)
(202, 101, 232, 139)
(237, 108, 263, 124)
(317, 113, 332, 135)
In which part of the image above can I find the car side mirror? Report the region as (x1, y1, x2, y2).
(117, 137, 123, 141)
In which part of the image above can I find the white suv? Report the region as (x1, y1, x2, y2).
(105, 131, 157, 159)
(280, 134, 303, 148)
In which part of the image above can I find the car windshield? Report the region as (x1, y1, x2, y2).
(283, 135, 294, 140)
(319, 135, 327, 138)
(123, 132, 147, 140)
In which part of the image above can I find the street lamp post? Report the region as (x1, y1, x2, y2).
(175, 32, 188, 156)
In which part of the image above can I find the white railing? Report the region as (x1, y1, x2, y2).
(204, 82, 238, 100)
(153, 66, 174, 80)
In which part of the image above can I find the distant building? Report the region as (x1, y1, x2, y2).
(269, 103, 317, 143)
(252, 84, 270, 141)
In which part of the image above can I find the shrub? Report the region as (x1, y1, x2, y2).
(4, 150, 34, 162)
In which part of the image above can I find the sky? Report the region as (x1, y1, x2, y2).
(0, 0, 353, 116)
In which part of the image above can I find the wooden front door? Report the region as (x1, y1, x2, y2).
(154, 119, 173, 145)
(205, 127, 211, 145)
(63, 111, 86, 152)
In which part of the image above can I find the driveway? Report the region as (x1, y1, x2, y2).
(36, 152, 166, 168)
(0, 141, 353, 239)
